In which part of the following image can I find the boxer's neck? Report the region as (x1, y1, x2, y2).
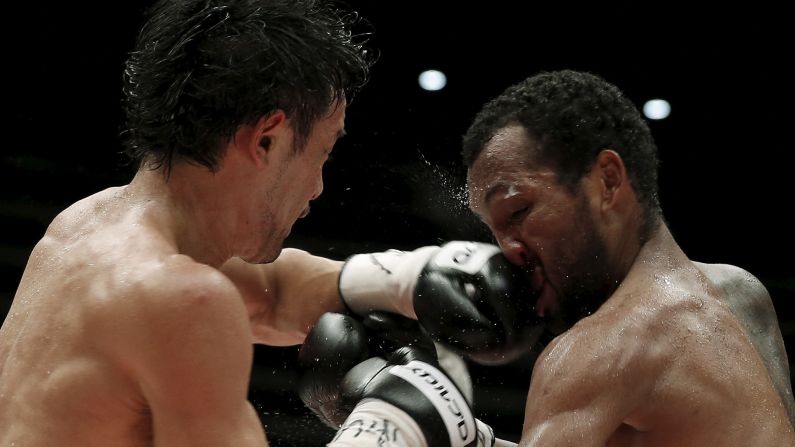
(125, 159, 251, 268)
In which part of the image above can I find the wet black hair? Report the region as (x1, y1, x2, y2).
(122, 0, 373, 173)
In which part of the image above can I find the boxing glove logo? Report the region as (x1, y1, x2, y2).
(388, 360, 476, 445)
(431, 242, 501, 276)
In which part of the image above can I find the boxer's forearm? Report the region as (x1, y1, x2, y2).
(222, 250, 345, 345)
(258, 249, 345, 345)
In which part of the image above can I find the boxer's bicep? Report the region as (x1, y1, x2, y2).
(130, 272, 268, 446)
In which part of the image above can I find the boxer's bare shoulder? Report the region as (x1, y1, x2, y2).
(694, 261, 794, 424)
(521, 264, 794, 446)
(521, 287, 670, 445)
(1, 188, 264, 446)
(695, 262, 776, 322)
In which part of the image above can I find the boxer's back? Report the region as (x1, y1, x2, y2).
(0, 187, 163, 446)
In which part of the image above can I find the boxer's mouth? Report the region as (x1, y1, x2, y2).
(525, 262, 555, 319)
(528, 264, 545, 294)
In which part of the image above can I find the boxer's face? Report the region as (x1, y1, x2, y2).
(252, 100, 346, 263)
(467, 124, 614, 332)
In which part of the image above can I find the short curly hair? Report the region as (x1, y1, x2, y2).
(122, 0, 373, 173)
(462, 70, 661, 236)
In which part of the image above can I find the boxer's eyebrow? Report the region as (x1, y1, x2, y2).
(483, 183, 508, 207)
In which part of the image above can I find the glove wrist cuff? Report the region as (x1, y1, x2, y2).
(338, 246, 440, 318)
(329, 398, 427, 447)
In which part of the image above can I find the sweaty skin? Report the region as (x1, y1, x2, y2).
(695, 262, 795, 425)
(521, 231, 793, 446)
(468, 124, 794, 446)
(0, 104, 347, 447)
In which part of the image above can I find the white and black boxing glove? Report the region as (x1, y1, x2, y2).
(339, 241, 546, 365)
(329, 344, 514, 447)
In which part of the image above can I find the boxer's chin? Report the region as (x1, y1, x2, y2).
(243, 252, 275, 265)
(245, 238, 284, 265)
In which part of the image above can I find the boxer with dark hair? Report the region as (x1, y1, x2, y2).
(0, 1, 541, 445)
(0, 1, 372, 445)
(462, 69, 793, 445)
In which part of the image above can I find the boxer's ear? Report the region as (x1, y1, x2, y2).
(592, 149, 627, 213)
(248, 110, 287, 166)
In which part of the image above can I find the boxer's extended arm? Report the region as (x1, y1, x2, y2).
(221, 249, 344, 345)
(124, 263, 269, 446)
(224, 241, 545, 355)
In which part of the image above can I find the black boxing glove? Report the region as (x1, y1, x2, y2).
(413, 241, 545, 365)
(297, 312, 444, 429)
(338, 241, 545, 365)
(364, 312, 475, 402)
(297, 312, 371, 428)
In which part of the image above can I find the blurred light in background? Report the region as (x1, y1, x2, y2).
(643, 98, 671, 120)
(418, 69, 447, 91)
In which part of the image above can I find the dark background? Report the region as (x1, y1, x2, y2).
(2, 1, 792, 444)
